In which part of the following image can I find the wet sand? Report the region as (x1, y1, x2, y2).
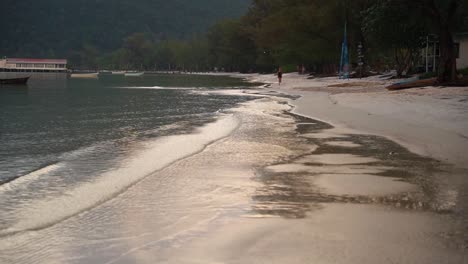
(1, 80, 467, 263)
(149, 98, 466, 263)
(241, 72, 468, 168)
(239, 73, 468, 262)
(161, 204, 462, 264)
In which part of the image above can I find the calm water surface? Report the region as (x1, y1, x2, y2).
(0, 73, 254, 183)
(0, 73, 257, 232)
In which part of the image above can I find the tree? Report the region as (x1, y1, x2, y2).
(207, 20, 257, 72)
(81, 44, 99, 70)
(244, 0, 345, 73)
(122, 33, 153, 70)
(363, 1, 428, 77)
(1, 0, 250, 58)
(390, 0, 468, 82)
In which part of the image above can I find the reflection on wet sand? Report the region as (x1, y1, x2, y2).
(251, 112, 463, 219)
(1, 94, 466, 263)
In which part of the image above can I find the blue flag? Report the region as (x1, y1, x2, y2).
(339, 23, 349, 79)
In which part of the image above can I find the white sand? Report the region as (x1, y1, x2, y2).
(152, 204, 463, 264)
(240, 72, 468, 168)
(131, 73, 467, 263)
(3, 73, 465, 263)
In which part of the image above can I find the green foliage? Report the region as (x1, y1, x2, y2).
(280, 64, 297, 73)
(1, 0, 250, 58)
(362, 0, 429, 76)
(459, 67, 468, 77)
(362, 1, 427, 51)
(380, 0, 468, 81)
(9, 0, 465, 77)
(245, 0, 345, 71)
(207, 20, 257, 72)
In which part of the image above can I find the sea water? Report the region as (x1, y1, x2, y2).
(0, 73, 257, 236)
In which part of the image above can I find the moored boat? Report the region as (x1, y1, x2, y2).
(98, 70, 112, 76)
(111, 71, 126, 75)
(125, 72, 144, 77)
(386, 77, 437, 91)
(0, 76, 30, 85)
(70, 73, 99, 79)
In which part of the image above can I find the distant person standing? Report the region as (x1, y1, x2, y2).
(277, 67, 283, 86)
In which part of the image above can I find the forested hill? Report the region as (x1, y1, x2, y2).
(0, 0, 250, 58)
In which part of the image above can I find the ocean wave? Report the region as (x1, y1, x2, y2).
(115, 86, 197, 90)
(0, 114, 240, 237)
(0, 142, 114, 193)
(0, 163, 62, 193)
(58, 144, 102, 160)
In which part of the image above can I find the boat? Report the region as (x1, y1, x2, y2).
(125, 72, 144, 77)
(70, 73, 99, 79)
(0, 76, 30, 85)
(98, 70, 112, 76)
(386, 77, 437, 91)
(111, 71, 126, 75)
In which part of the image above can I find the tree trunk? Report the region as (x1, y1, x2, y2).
(437, 24, 458, 83)
(405, 0, 459, 83)
(395, 48, 414, 77)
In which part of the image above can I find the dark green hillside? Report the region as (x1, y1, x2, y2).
(0, 0, 250, 57)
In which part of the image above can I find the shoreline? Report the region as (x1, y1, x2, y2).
(139, 91, 467, 263)
(237, 72, 468, 169)
(2, 75, 467, 263)
(0, 114, 241, 238)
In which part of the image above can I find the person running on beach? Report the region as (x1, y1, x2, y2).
(277, 67, 283, 85)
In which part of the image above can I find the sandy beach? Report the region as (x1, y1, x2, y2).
(244, 73, 468, 168)
(151, 72, 468, 263)
(1, 73, 467, 263)
(209, 72, 468, 263)
(4, 0, 468, 262)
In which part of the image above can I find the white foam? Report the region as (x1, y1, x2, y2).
(201, 89, 266, 98)
(0, 164, 62, 192)
(0, 143, 112, 193)
(0, 115, 240, 236)
(115, 86, 195, 90)
(234, 98, 293, 118)
(59, 144, 101, 160)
